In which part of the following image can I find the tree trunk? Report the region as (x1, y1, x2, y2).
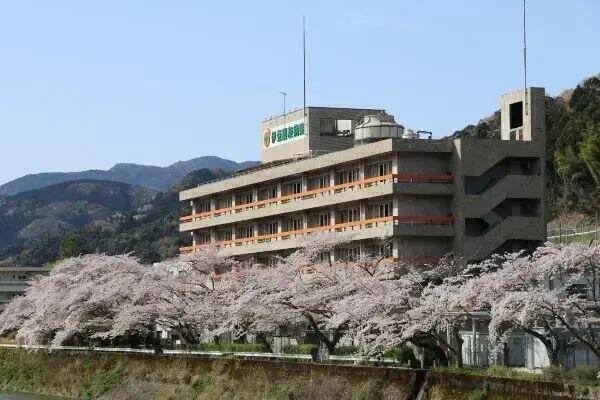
(522, 326, 561, 366)
(409, 337, 449, 367)
(256, 332, 272, 353)
(304, 313, 343, 355)
(451, 329, 464, 368)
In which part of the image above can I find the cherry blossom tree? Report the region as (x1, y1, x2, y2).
(0, 254, 146, 347)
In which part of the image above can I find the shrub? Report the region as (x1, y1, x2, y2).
(542, 365, 565, 382)
(464, 383, 490, 400)
(570, 365, 599, 383)
(191, 342, 267, 353)
(282, 344, 317, 355)
(383, 345, 417, 367)
(334, 346, 359, 356)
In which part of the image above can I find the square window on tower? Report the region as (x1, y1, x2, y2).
(509, 101, 524, 129)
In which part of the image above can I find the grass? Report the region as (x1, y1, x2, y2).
(190, 341, 267, 353)
(281, 343, 316, 355)
(549, 231, 599, 244)
(0, 348, 414, 400)
(434, 364, 600, 386)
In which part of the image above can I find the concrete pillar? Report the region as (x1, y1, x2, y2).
(191, 200, 196, 215)
(359, 160, 365, 180)
(360, 201, 366, 221)
(330, 207, 336, 228)
(391, 153, 399, 174)
(253, 187, 258, 203)
(393, 196, 399, 217)
(191, 231, 197, 246)
(472, 317, 477, 366)
(210, 228, 217, 243)
(392, 238, 399, 260)
(210, 196, 216, 211)
(231, 224, 236, 241)
(329, 169, 336, 189)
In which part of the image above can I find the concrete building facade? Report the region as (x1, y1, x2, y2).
(0, 266, 50, 312)
(179, 88, 546, 264)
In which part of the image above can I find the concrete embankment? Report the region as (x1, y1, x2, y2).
(0, 348, 596, 400)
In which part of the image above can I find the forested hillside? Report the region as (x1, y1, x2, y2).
(0, 169, 225, 266)
(452, 75, 600, 220)
(0, 156, 256, 196)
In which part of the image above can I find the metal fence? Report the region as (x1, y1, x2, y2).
(547, 225, 600, 244)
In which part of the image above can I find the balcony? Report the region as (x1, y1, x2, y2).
(180, 214, 454, 254)
(180, 173, 454, 226)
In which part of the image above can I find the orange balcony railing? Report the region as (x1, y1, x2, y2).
(180, 173, 454, 223)
(179, 213, 454, 253)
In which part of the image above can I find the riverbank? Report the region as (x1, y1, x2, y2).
(0, 348, 597, 399)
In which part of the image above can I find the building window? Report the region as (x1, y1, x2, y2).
(378, 203, 391, 218)
(262, 221, 278, 235)
(283, 181, 303, 196)
(509, 101, 524, 129)
(216, 196, 232, 210)
(318, 252, 330, 263)
(337, 209, 359, 223)
(319, 118, 353, 136)
(366, 244, 391, 258)
(237, 192, 253, 205)
(308, 175, 329, 190)
(237, 225, 255, 239)
(366, 162, 391, 178)
(195, 201, 211, 213)
(198, 232, 212, 244)
(258, 187, 277, 201)
(319, 213, 330, 227)
(216, 230, 231, 242)
(336, 169, 359, 184)
(337, 247, 360, 262)
(292, 181, 302, 194)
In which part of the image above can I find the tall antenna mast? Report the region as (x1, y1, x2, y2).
(303, 15, 307, 117)
(523, 0, 528, 114)
(280, 91, 287, 116)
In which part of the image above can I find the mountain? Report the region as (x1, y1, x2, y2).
(0, 156, 258, 196)
(451, 74, 600, 219)
(0, 168, 225, 267)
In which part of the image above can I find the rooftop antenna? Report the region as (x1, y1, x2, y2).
(280, 91, 287, 116)
(523, 0, 528, 115)
(303, 15, 307, 117)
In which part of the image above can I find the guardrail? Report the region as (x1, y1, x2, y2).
(548, 226, 600, 244)
(180, 173, 453, 223)
(180, 214, 454, 253)
(0, 343, 399, 365)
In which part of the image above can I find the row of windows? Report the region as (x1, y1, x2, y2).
(194, 203, 392, 245)
(192, 162, 393, 212)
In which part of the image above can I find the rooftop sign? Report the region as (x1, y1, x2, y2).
(263, 119, 306, 148)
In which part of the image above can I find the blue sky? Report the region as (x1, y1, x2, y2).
(1, 1, 599, 185)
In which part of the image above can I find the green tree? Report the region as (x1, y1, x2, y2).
(580, 126, 600, 188)
(59, 233, 84, 259)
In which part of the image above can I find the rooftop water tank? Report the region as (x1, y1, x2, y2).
(402, 129, 420, 139)
(354, 112, 404, 144)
